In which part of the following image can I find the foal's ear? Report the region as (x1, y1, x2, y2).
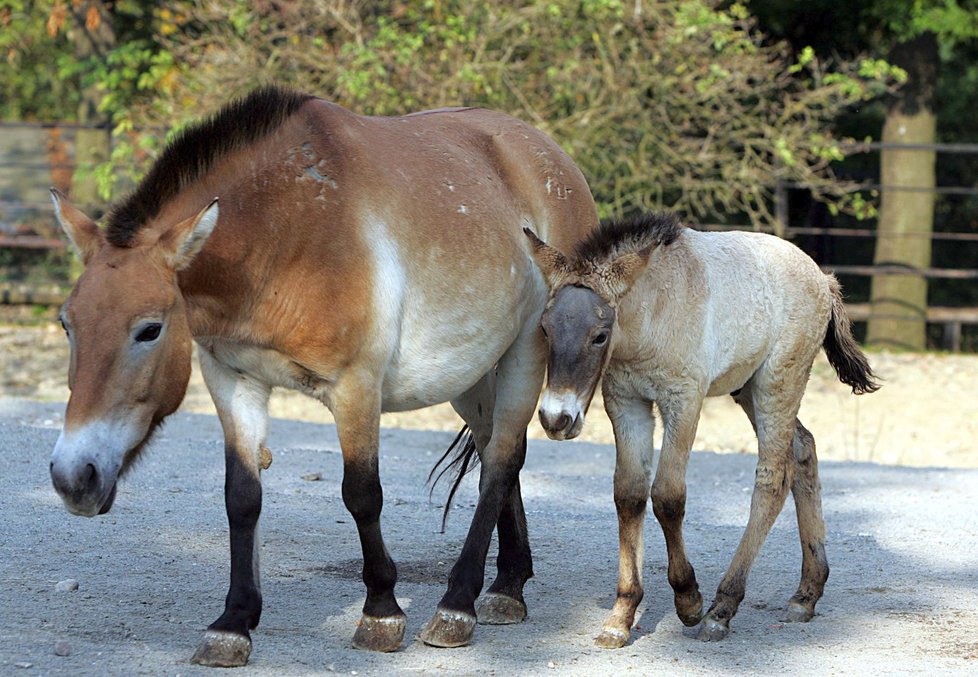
(524, 228, 569, 287)
(160, 198, 219, 271)
(50, 188, 103, 265)
(608, 244, 654, 300)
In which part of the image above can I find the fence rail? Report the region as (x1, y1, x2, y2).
(2, 122, 976, 350)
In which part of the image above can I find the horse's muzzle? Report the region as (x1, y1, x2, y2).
(50, 459, 118, 517)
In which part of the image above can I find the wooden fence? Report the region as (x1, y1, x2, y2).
(2, 123, 977, 351)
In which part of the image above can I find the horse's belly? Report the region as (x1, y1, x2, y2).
(380, 308, 521, 412)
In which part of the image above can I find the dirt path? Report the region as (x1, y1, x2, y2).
(2, 321, 978, 674)
(3, 321, 976, 468)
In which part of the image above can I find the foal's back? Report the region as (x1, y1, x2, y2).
(617, 228, 833, 396)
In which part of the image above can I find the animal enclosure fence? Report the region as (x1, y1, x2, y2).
(2, 121, 976, 351)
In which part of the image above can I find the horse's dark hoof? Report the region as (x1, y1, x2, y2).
(352, 613, 406, 652)
(190, 630, 252, 667)
(595, 627, 629, 649)
(784, 601, 815, 623)
(697, 617, 729, 641)
(476, 592, 527, 625)
(419, 608, 477, 647)
(676, 589, 704, 627)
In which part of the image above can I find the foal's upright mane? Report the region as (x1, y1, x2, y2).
(574, 212, 685, 263)
(105, 86, 315, 247)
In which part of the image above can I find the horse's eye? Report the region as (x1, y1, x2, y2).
(540, 326, 549, 339)
(592, 332, 608, 346)
(135, 323, 163, 343)
(59, 318, 68, 334)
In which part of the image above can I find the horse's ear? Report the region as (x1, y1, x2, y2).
(524, 228, 569, 287)
(160, 198, 219, 271)
(608, 244, 653, 300)
(50, 188, 103, 265)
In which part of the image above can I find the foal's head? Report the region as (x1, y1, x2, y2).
(48, 190, 218, 516)
(525, 213, 682, 440)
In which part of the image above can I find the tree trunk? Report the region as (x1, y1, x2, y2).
(866, 33, 938, 351)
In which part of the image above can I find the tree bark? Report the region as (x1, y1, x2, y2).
(866, 33, 938, 351)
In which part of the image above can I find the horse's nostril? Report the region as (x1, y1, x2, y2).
(83, 463, 98, 488)
(556, 412, 572, 431)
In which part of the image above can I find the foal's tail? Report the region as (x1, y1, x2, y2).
(427, 426, 480, 532)
(823, 276, 881, 395)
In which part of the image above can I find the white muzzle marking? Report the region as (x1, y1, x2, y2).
(538, 389, 586, 440)
(50, 418, 141, 517)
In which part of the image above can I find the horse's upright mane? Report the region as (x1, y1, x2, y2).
(574, 211, 685, 263)
(105, 86, 315, 247)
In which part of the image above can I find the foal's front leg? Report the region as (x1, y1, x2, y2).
(332, 379, 406, 652)
(595, 392, 655, 649)
(653, 395, 705, 628)
(191, 349, 271, 667)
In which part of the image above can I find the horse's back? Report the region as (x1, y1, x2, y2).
(275, 100, 598, 409)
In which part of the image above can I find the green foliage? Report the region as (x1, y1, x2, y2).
(2, 0, 902, 229)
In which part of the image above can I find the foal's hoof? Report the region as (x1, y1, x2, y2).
(419, 608, 477, 648)
(783, 601, 815, 623)
(477, 592, 527, 625)
(190, 630, 252, 667)
(676, 590, 704, 627)
(595, 627, 629, 649)
(352, 613, 406, 652)
(697, 618, 729, 642)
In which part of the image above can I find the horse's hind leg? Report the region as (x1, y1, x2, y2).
(450, 374, 533, 625)
(595, 390, 656, 649)
(785, 419, 829, 622)
(700, 376, 800, 641)
(421, 324, 543, 648)
(191, 349, 271, 667)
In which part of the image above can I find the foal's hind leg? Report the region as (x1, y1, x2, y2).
(595, 391, 656, 649)
(732, 396, 830, 624)
(699, 376, 802, 641)
(785, 420, 829, 622)
(191, 349, 271, 667)
(450, 375, 533, 625)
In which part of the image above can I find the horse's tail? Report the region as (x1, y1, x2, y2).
(823, 276, 881, 395)
(427, 425, 480, 533)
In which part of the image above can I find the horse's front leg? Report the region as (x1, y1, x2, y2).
(332, 378, 406, 652)
(595, 391, 655, 649)
(420, 330, 543, 648)
(191, 349, 271, 667)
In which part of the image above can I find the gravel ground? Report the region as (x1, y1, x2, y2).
(1, 399, 976, 676)
(3, 320, 976, 468)
(2, 320, 977, 675)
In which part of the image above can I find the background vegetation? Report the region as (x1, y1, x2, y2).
(1, 0, 976, 349)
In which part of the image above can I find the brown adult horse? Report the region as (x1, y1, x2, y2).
(48, 86, 597, 666)
(526, 213, 878, 647)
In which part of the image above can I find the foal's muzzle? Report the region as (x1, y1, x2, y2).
(538, 388, 586, 440)
(538, 408, 584, 440)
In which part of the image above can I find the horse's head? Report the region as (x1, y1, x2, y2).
(48, 190, 218, 516)
(524, 228, 651, 440)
